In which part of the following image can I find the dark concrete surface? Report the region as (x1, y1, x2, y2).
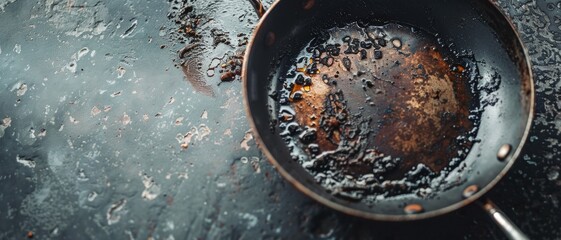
(0, 0, 560, 239)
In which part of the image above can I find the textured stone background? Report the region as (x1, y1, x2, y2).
(0, 0, 560, 239)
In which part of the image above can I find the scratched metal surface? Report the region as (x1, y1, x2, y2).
(0, 0, 559, 239)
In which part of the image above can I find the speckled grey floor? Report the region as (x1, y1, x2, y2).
(0, 0, 560, 239)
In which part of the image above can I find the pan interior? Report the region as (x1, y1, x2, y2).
(274, 21, 484, 202)
(246, 0, 532, 218)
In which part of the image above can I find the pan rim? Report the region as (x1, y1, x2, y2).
(241, 0, 535, 221)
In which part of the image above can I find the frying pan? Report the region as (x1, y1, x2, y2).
(241, 0, 534, 239)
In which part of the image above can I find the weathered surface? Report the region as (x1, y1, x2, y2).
(0, 0, 559, 239)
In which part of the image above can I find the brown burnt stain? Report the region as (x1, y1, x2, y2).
(375, 46, 473, 173)
(291, 67, 336, 151)
(289, 28, 474, 176)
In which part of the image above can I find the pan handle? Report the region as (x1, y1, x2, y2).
(480, 199, 529, 240)
(247, 0, 267, 18)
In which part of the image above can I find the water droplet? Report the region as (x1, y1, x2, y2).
(373, 49, 383, 59)
(299, 129, 317, 144)
(342, 57, 351, 71)
(547, 168, 559, 181)
(295, 75, 305, 85)
(462, 185, 478, 198)
(292, 91, 304, 101)
(497, 144, 512, 161)
(359, 49, 367, 60)
(391, 38, 402, 49)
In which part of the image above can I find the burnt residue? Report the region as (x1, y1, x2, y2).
(274, 22, 492, 201)
(168, 1, 203, 41)
(167, 0, 250, 89)
(219, 52, 244, 83)
(181, 57, 215, 97)
(167, 0, 216, 96)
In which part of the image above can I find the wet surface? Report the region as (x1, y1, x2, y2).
(0, 0, 560, 239)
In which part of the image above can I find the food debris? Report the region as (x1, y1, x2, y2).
(220, 71, 236, 82)
(0, 117, 11, 138)
(211, 28, 230, 46)
(197, 125, 211, 140)
(116, 66, 126, 78)
(240, 131, 253, 151)
(16, 83, 28, 96)
(91, 106, 101, 116)
(69, 116, 79, 124)
(1, 117, 11, 127)
(141, 174, 161, 201)
(16, 155, 35, 168)
(110, 91, 122, 97)
(218, 52, 243, 82)
(175, 117, 184, 126)
(167, 97, 175, 105)
(251, 157, 261, 174)
(223, 128, 232, 136)
(176, 124, 211, 150)
(107, 199, 127, 225)
(178, 132, 193, 150)
(37, 128, 46, 137)
(121, 113, 131, 125)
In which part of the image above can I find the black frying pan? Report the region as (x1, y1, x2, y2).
(242, 0, 533, 239)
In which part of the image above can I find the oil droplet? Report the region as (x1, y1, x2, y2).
(303, 85, 311, 92)
(404, 203, 424, 214)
